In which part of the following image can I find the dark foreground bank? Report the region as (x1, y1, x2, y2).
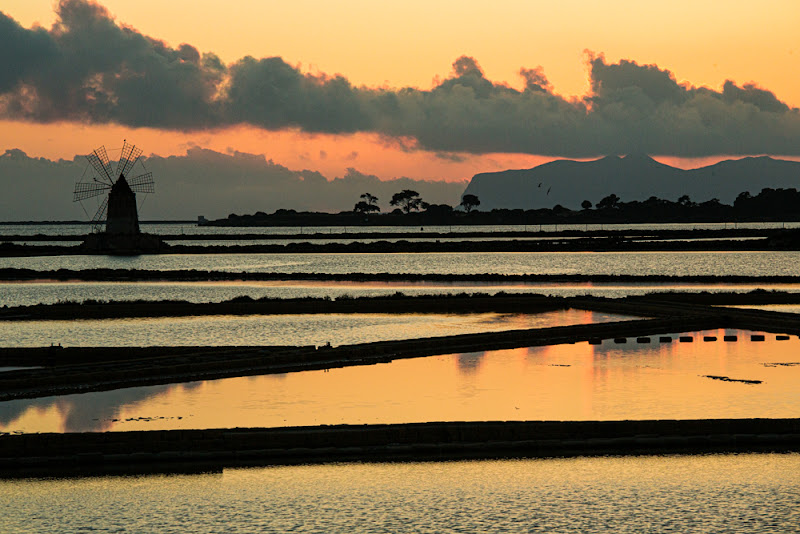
(1, 419, 798, 478)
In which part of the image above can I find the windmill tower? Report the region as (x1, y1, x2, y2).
(73, 141, 154, 234)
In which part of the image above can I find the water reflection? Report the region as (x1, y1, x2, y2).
(0, 310, 628, 348)
(2, 329, 798, 434)
(456, 351, 485, 373)
(728, 304, 800, 315)
(2, 453, 798, 532)
(3, 221, 799, 237)
(0, 383, 204, 433)
(6, 280, 800, 308)
(3, 250, 800, 277)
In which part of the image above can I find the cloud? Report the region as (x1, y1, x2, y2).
(1, 0, 800, 157)
(0, 11, 57, 93)
(225, 55, 370, 133)
(1, 0, 223, 127)
(519, 66, 551, 93)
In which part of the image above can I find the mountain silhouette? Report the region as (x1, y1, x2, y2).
(463, 155, 800, 209)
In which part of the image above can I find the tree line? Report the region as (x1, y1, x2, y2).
(350, 187, 800, 220)
(208, 187, 800, 226)
(354, 190, 480, 215)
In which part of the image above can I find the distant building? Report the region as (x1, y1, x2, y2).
(106, 176, 140, 235)
(74, 141, 165, 254)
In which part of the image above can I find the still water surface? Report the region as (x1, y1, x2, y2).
(3, 330, 796, 433)
(2, 250, 798, 277)
(729, 304, 800, 315)
(1, 454, 798, 533)
(3, 221, 798, 236)
(4, 280, 800, 307)
(0, 309, 629, 348)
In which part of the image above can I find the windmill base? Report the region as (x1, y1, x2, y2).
(80, 232, 169, 255)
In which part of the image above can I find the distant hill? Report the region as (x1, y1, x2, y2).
(462, 155, 800, 210)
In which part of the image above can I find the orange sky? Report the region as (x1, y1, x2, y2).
(2, 0, 799, 181)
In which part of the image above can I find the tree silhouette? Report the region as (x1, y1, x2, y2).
(460, 194, 481, 213)
(360, 193, 378, 207)
(581, 200, 593, 210)
(390, 190, 425, 213)
(354, 192, 380, 214)
(597, 194, 620, 210)
(353, 201, 379, 214)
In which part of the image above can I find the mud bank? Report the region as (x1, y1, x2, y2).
(1, 418, 799, 478)
(0, 315, 727, 401)
(2, 295, 799, 400)
(8, 294, 800, 402)
(2, 291, 800, 322)
(1, 227, 789, 242)
(0, 293, 569, 321)
(6, 267, 800, 285)
(0, 238, 786, 257)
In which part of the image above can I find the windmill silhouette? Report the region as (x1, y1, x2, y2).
(73, 141, 154, 234)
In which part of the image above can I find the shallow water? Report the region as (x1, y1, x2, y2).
(2, 250, 799, 277)
(8, 236, 768, 246)
(0, 366, 39, 373)
(3, 329, 797, 434)
(3, 279, 800, 308)
(729, 303, 800, 315)
(0, 309, 629, 348)
(3, 221, 797, 237)
(1, 454, 798, 533)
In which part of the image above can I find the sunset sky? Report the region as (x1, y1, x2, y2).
(2, 0, 800, 183)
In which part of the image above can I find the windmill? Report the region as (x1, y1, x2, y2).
(73, 141, 154, 234)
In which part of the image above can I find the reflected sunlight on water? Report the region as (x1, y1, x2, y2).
(1, 453, 799, 532)
(4, 225, 800, 533)
(0, 309, 630, 348)
(727, 304, 800, 315)
(3, 221, 799, 236)
(4, 279, 800, 307)
(2, 250, 800, 277)
(2, 329, 797, 434)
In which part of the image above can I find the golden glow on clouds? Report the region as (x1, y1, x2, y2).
(7, 0, 799, 103)
(0, 120, 552, 181)
(2, 1, 799, 179)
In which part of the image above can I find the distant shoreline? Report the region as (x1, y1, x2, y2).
(0, 227, 795, 241)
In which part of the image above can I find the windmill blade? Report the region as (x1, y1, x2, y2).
(73, 181, 111, 202)
(91, 196, 108, 232)
(117, 141, 143, 178)
(86, 146, 113, 184)
(128, 172, 155, 194)
(115, 140, 131, 177)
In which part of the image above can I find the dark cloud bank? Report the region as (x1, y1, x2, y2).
(2, 0, 800, 157)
